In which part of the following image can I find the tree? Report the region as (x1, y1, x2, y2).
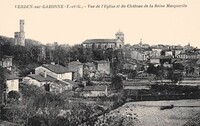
(0, 67, 6, 103)
(7, 91, 20, 100)
(111, 75, 123, 91)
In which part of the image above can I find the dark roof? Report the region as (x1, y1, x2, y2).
(28, 74, 56, 82)
(42, 64, 71, 74)
(94, 60, 110, 64)
(83, 85, 107, 91)
(82, 39, 117, 44)
(68, 61, 83, 65)
(3, 68, 19, 80)
(84, 62, 95, 67)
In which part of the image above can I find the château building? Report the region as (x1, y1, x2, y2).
(82, 30, 124, 49)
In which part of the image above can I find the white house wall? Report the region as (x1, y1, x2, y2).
(23, 77, 43, 87)
(6, 79, 19, 92)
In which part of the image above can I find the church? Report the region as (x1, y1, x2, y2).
(82, 30, 124, 49)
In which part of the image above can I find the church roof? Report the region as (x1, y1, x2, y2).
(82, 39, 117, 44)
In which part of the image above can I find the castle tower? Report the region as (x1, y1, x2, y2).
(14, 20, 25, 46)
(115, 30, 124, 42)
(20, 20, 25, 32)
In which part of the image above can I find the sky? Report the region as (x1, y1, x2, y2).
(0, 0, 200, 47)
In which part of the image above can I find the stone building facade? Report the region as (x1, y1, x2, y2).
(14, 20, 25, 46)
(82, 30, 124, 49)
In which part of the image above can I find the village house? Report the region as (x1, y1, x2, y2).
(176, 51, 200, 60)
(23, 74, 75, 93)
(0, 56, 13, 71)
(81, 85, 108, 97)
(149, 56, 160, 65)
(83, 62, 96, 79)
(122, 61, 137, 70)
(67, 61, 83, 80)
(35, 63, 73, 80)
(4, 69, 19, 93)
(151, 48, 162, 57)
(82, 30, 124, 49)
(93, 60, 111, 75)
(131, 50, 146, 61)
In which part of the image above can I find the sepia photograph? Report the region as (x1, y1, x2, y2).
(0, 0, 200, 125)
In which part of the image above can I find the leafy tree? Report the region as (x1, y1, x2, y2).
(7, 91, 20, 100)
(111, 75, 123, 91)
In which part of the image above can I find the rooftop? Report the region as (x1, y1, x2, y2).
(83, 85, 107, 91)
(82, 39, 117, 44)
(28, 74, 56, 82)
(42, 64, 71, 74)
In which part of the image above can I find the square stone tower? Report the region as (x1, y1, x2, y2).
(14, 20, 25, 46)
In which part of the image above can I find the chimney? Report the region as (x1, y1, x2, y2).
(44, 71, 47, 78)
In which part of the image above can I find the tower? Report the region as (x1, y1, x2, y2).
(20, 20, 25, 32)
(14, 20, 25, 46)
(115, 30, 124, 42)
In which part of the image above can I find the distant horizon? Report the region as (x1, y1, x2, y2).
(0, 33, 195, 48)
(0, 0, 200, 47)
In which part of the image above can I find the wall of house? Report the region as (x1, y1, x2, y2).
(97, 63, 110, 75)
(35, 66, 58, 79)
(150, 59, 160, 64)
(152, 49, 162, 57)
(61, 72, 72, 80)
(68, 63, 83, 78)
(35, 66, 72, 80)
(175, 50, 182, 57)
(165, 51, 173, 56)
(6, 79, 19, 92)
(131, 50, 145, 61)
(83, 90, 106, 97)
(83, 43, 117, 49)
(23, 77, 45, 87)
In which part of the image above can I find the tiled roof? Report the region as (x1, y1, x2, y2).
(42, 64, 71, 74)
(84, 62, 95, 67)
(83, 85, 107, 91)
(28, 74, 56, 82)
(68, 61, 83, 65)
(2, 67, 19, 80)
(82, 39, 117, 44)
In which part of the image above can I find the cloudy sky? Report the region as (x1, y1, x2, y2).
(0, 0, 200, 47)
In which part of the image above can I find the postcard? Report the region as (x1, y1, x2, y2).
(0, 0, 200, 126)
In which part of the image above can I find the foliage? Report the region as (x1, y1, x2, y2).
(94, 112, 139, 126)
(111, 75, 123, 91)
(7, 91, 20, 100)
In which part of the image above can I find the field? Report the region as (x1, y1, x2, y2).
(110, 99, 200, 126)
